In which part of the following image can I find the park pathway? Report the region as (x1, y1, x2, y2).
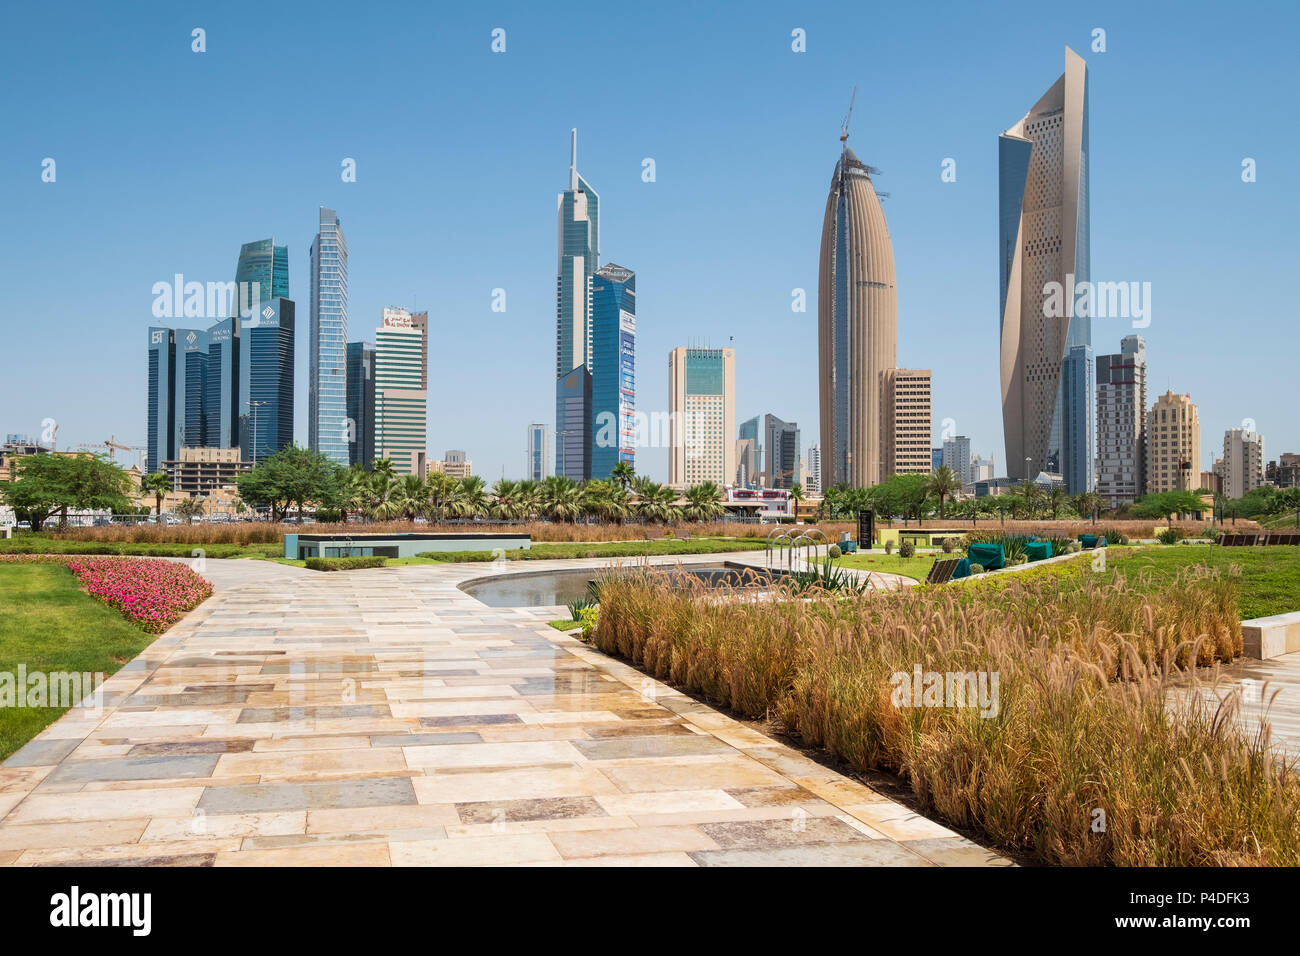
(0, 557, 1003, 867)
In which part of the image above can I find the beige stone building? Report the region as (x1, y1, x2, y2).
(1146, 391, 1200, 493)
(668, 346, 735, 488)
(881, 369, 932, 476)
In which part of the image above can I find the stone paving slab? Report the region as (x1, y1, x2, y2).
(0, 555, 1010, 867)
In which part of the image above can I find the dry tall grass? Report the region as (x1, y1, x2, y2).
(43, 520, 855, 546)
(591, 565, 1299, 865)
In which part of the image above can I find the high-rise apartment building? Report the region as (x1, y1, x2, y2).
(818, 140, 897, 488)
(1222, 428, 1265, 499)
(590, 262, 635, 481)
(805, 445, 821, 494)
(1146, 391, 1200, 493)
(238, 298, 294, 463)
(526, 424, 549, 482)
(881, 369, 932, 477)
(942, 434, 972, 484)
(999, 47, 1092, 492)
(374, 307, 428, 477)
(1095, 335, 1146, 508)
(764, 414, 800, 489)
(668, 347, 735, 488)
(309, 207, 349, 465)
(346, 341, 376, 468)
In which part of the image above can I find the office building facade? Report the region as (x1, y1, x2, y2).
(309, 207, 350, 465)
(238, 298, 295, 464)
(374, 308, 428, 477)
(1146, 391, 1200, 493)
(555, 366, 592, 482)
(346, 342, 376, 468)
(590, 262, 635, 480)
(942, 435, 972, 484)
(668, 346, 735, 488)
(881, 369, 932, 477)
(818, 144, 898, 488)
(999, 47, 1092, 491)
(805, 445, 821, 494)
(1095, 334, 1146, 508)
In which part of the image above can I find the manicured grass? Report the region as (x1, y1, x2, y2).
(547, 619, 581, 632)
(1019, 544, 1300, 620)
(833, 552, 947, 582)
(0, 536, 279, 560)
(0, 564, 158, 760)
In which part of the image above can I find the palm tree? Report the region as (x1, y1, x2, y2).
(142, 471, 172, 518)
(456, 475, 489, 519)
(396, 474, 428, 521)
(338, 464, 369, 522)
(540, 475, 583, 522)
(582, 479, 630, 523)
(425, 472, 458, 521)
(682, 481, 724, 522)
(1046, 486, 1070, 520)
(789, 483, 805, 520)
(491, 478, 522, 520)
(174, 496, 205, 523)
(1016, 481, 1044, 519)
(924, 466, 962, 520)
(633, 481, 678, 523)
(368, 472, 403, 521)
(610, 461, 635, 492)
(516, 479, 542, 520)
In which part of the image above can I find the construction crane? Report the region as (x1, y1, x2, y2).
(840, 86, 857, 144)
(105, 436, 147, 471)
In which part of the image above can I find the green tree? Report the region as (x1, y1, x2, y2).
(174, 497, 206, 523)
(455, 475, 489, 519)
(632, 480, 678, 523)
(396, 474, 429, 521)
(789, 483, 805, 520)
(610, 461, 635, 492)
(682, 482, 724, 522)
(1045, 486, 1070, 520)
(1015, 481, 1044, 519)
(540, 475, 584, 522)
(1, 453, 133, 531)
(234, 444, 337, 522)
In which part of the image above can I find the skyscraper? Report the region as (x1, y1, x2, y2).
(590, 262, 635, 481)
(526, 424, 549, 482)
(764, 414, 800, 489)
(555, 129, 600, 476)
(555, 366, 591, 482)
(146, 327, 176, 473)
(999, 47, 1092, 491)
(309, 207, 349, 465)
(1146, 391, 1200, 494)
(1223, 428, 1265, 499)
(942, 434, 973, 485)
(374, 308, 427, 477)
(203, 317, 238, 449)
(881, 369, 932, 476)
(238, 298, 295, 463)
(737, 416, 761, 486)
(1096, 335, 1147, 508)
(805, 445, 821, 494)
(668, 347, 735, 488)
(346, 341, 376, 468)
(234, 239, 289, 305)
(175, 327, 207, 450)
(818, 139, 897, 488)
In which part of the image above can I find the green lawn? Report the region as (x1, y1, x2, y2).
(0, 536, 279, 560)
(833, 552, 944, 582)
(1018, 544, 1300, 620)
(0, 564, 159, 761)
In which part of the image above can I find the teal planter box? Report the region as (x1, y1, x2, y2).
(283, 533, 298, 560)
(1025, 541, 1053, 561)
(967, 542, 1005, 570)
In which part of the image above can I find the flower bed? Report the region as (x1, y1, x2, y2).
(0, 555, 212, 633)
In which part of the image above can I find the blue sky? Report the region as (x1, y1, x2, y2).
(2, 0, 1296, 483)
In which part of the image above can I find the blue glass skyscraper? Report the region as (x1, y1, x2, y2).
(146, 327, 176, 473)
(346, 341, 376, 468)
(310, 207, 349, 465)
(590, 262, 635, 480)
(555, 130, 599, 477)
(234, 239, 289, 307)
(239, 298, 295, 463)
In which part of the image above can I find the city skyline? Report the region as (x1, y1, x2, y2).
(4, 2, 1298, 483)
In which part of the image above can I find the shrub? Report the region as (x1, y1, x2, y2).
(899, 539, 916, 558)
(303, 556, 387, 571)
(1006, 554, 1028, 566)
(967, 563, 985, 575)
(1095, 526, 1131, 546)
(940, 537, 956, 554)
(885, 539, 894, 554)
(828, 543, 842, 559)
(1157, 527, 1182, 545)
(588, 565, 1289, 866)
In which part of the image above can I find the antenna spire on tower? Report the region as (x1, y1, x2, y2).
(569, 128, 578, 190)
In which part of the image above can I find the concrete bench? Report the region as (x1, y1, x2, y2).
(1242, 611, 1300, 659)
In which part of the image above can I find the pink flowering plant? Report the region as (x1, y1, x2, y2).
(1, 555, 212, 633)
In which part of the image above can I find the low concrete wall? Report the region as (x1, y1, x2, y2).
(1242, 611, 1300, 660)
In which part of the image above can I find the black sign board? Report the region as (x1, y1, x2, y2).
(857, 509, 875, 546)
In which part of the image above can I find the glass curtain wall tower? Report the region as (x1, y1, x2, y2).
(310, 207, 350, 465)
(590, 262, 635, 481)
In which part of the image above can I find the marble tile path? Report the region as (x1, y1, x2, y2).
(0, 556, 1007, 867)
